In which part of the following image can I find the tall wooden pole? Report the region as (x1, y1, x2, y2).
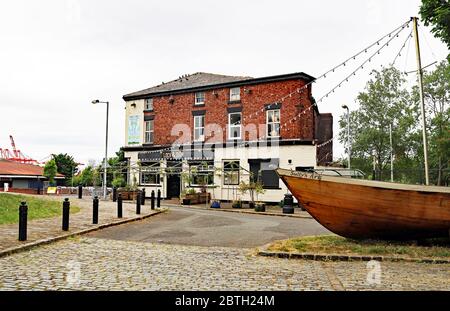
(390, 124, 394, 182)
(412, 17, 430, 185)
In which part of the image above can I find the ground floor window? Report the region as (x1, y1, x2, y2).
(248, 158, 279, 189)
(140, 162, 160, 185)
(223, 160, 240, 185)
(189, 161, 214, 186)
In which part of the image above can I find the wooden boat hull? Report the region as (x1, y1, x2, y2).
(277, 169, 450, 240)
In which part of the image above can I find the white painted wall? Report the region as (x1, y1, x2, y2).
(125, 144, 316, 203)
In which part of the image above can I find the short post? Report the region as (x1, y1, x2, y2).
(112, 187, 117, 202)
(136, 192, 141, 215)
(62, 198, 70, 231)
(93, 196, 99, 224)
(151, 190, 155, 210)
(282, 193, 294, 214)
(78, 185, 83, 199)
(141, 188, 146, 205)
(157, 189, 161, 208)
(117, 193, 123, 218)
(18, 201, 28, 241)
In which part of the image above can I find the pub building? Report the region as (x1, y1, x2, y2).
(122, 72, 333, 203)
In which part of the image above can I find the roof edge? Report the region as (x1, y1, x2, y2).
(123, 72, 316, 101)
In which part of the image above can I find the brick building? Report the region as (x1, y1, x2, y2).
(122, 72, 333, 203)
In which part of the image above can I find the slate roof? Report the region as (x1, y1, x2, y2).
(123, 71, 315, 100)
(0, 159, 64, 177)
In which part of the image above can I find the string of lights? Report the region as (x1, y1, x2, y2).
(391, 29, 413, 66)
(241, 19, 412, 122)
(124, 19, 412, 158)
(278, 22, 410, 131)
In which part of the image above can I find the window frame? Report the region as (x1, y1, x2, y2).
(228, 112, 242, 140)
(194, 92, 205, 105)
(223, 160, 240, 186)
(266, 109, 281, 138)
(144, 98, 154, 111)
(193, 115, 205, 142)
(189, 161, 214, 186)
(229, 87, 240, 101)
(144, 119, 154, 144)
(140, 163, 160, 185)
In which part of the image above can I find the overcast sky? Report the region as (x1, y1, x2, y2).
(0, 0, 448, 167)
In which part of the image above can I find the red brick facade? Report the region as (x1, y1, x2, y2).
(142, 79, 315, 145)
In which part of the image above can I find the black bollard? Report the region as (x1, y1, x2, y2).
(18, 201, 28, 241)
(141, 188, 146, 205)
(93, 196, 99, 224)
(62, 198, 70, 231)
(157, 189, 161, 208)
(78, 185, 83, 199)
(151, 190, 155, 210)
(117, 193, 123, 218)
(112, 187, 117, 202)
(136, 192, 141, 215)
(282, 193, 294, 214)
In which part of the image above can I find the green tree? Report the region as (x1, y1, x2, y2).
(339, 67, 421, 181)
(43, 159, 58, 185)
(421, 59, 450, 185)
(105, 148, 128, 187)
(419, 0, 450, 55)
(51, 153, 78, 185)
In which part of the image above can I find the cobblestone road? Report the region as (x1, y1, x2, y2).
(1, 237, 449, 291)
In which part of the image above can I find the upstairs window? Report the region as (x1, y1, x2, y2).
(194, 115, 205, 142)
(230, 87, 240, 101)
(267, 109, 281, 137)
(144, 120, 154, 144)
(228, 112, 241, 140)
(145, 98, 153, 111)
(195, 92, 205, 105)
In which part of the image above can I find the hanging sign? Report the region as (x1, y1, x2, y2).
(128, 115, 141, 145)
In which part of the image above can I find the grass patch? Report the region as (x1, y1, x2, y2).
(0, 193, 80, 225)
(267, 235, 450, 260)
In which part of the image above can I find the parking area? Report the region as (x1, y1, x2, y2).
(87, 205, 331, 248)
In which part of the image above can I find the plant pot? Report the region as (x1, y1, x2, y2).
(210, 201, 221, 209)
(232, 202, 242, 209)
(182, 198, 191, 205)
(255, 203, 266, 212)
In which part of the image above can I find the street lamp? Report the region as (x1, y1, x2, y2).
(92, 99, 109, 200)
(342, 105, 351, 170)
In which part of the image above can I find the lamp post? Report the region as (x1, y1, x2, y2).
(342, 105, 351, 170)
(92, 99, 109, 200)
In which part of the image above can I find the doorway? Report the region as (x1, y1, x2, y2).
(166, 161, 181, 199)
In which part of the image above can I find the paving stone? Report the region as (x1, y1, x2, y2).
(0, 237, 449, 291)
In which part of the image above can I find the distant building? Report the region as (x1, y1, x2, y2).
(0, 159, 64, 194)
(122, 72, 333, 203)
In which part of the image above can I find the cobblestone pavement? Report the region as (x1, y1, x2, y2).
(0, 237, 449, 291)
(0, 195, 159, 252)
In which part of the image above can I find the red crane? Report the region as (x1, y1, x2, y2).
(0, 135, 38, 164)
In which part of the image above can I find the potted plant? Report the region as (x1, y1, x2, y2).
(239, 180, 265, 209)
(254, 202, 266, 212)
(232, 200, 242, 209)
(210, 200, 221, 209)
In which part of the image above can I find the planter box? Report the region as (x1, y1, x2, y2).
(181, 192, 211, 204)
(116, 190, 140, 201)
